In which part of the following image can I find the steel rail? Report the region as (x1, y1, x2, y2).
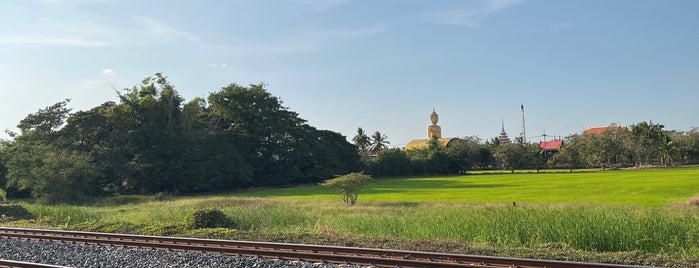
(0, 227, 650, 268)
(0, 259, 70, 268)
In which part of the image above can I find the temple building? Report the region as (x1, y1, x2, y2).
(498, 118, 511, 144)
(583, 123, 627, 135)
(406, 109, 458, 150)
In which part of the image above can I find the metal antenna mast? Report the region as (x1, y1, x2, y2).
(520, 103, 526, 142)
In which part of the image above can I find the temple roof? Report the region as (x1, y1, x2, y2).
(583, 125, 627, 135)
(540, 140, 563, 151)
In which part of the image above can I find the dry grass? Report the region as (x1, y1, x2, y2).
(684, 194, 699, 206)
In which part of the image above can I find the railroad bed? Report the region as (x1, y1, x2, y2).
(0, 227, 649, 268)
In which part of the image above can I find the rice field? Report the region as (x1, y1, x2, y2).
(14, 166, 699, 257)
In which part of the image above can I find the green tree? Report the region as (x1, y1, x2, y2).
(352, 127, 371, 152)
(527, 143, 546, 172)
(3, 141, 98, 204)
(494, 143, 526, 173)
(672, 128, 699, 164)
(629, 121, 667, 166)
(115, 73, 185, 193)
(444, 136, 484, 172)
(551, 134, 582, 172)
(321, 172, 372, 205)
(56, 102, 130, 194)
(17, 99, 72, 139)
(208, 82, 307, 186)
(370, 131, 390, 153)
(369, 148, 412, 177)
(297, 129, 362, 182)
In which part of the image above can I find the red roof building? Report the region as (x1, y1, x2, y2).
(583, 124, 627, 135)
(539, 140, 563, 151)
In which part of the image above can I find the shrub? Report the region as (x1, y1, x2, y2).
(141, 224, 185, 236)
(321, 172, 372, 205)
(184, 208, 236, 229)
(0, 204, 34, 222)
(153, 192, 170, 202)
(0, 189, 6, 203)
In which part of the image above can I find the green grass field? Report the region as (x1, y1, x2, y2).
(239, 166, 699, 207)
(10, 166, 699, 266)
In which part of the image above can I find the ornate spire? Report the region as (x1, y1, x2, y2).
(500, 118, 506, 134)
(499, 117, 510, 144)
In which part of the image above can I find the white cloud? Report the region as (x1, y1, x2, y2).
(101, 68, 115, 74)
(135, 17, 199, 42)
(208, 63, 228, 69)
(424, 0, 524, 28)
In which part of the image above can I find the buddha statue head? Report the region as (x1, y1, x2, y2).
(430, 108, 439, 126)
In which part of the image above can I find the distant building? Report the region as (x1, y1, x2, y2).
(498, 118, 511, 144)
(539, 140, 563, 152)
(584, 123, 627, 135)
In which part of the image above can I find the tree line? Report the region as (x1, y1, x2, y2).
(1, 74, 698, 204)
(358, 122, 699, 177)
(0, 74, 361, 204)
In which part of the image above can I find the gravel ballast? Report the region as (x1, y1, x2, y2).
(0, 238, 365, 268)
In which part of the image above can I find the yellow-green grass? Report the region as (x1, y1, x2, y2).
(9, 166, 699, 259)
(238, 166, 699, 207)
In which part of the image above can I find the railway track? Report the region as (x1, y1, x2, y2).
(0, 259, 69, 268)
(0, 227, 648, 268)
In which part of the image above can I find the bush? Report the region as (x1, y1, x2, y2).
(321, 172, 372, 205)
(0, 189, 6, 203)
(0, 204, 34, 222)
(184, 208, 236, 229)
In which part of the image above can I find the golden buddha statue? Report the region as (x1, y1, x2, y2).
(427, 108, 442, 139)
(406, 108, 457, 151)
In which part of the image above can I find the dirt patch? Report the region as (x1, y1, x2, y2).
(684, 194, 699, 206)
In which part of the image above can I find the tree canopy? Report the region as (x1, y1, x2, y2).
(321, 172, 372, 205)
(0, 74, 361, 203)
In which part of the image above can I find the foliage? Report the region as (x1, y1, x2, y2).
(0, 204, 34, 221)
(352, 127, 371, 152)
(444, 136, 486, 172)
(368, 149, 412, 177)
(184, 208, 236, 229)
(494, 143, 529, 173)
(321, 172, 372, 205)
(370, 131, 390, 153)
(0, 188, 6, 203)
(0, 74, 360, 203)
(3, 141, 98, 204)
(17, 99, 72, 139)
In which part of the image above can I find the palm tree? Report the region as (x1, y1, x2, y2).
(370, 131, 390, 153)
(352, 127, 371, 151)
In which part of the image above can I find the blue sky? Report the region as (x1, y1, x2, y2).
(1, 0, 697, 147)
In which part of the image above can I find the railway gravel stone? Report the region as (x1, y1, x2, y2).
(0, 238, 365, 268)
